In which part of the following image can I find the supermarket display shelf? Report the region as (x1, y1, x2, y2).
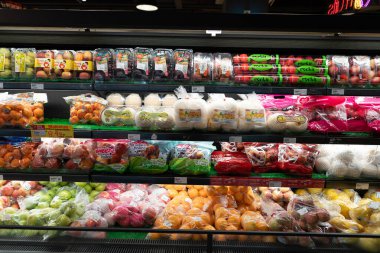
(325, 179, 380, 190)
(0, 128, 91, 138)
(1, 81, 92, 90)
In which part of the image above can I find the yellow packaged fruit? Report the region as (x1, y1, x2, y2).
(241, 211, 269, 231)
(349, 204, 372, 226)
(329, 216, 363, 233)
(188, 188, 199, 199)
(307, 188, 323, 195)
(364, 190, 380, 202)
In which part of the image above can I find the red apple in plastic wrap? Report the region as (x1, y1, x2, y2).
(50, 142, 64, 157)
(141, 205, 158, 225)
(31, 155, 45, 168)
(129, 212, 145, 227)
(117, 216, 130, 227)
(0, 186, 13, 196)
(45, 158, 60, 169)
(65, 159, 79, 170)
(106, 183, 128, 192)
(79, 158, 94, 170)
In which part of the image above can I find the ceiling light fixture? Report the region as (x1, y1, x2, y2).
(136, 0, 158, 11)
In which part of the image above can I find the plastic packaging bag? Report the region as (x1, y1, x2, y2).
(64, 94, 107, 125)
(53, 50, 75, 81)
(31, 139, 64, 170)
(277, 144, 318, 176)
(258, 187, 294, 207)
(173, 86, 208, 130)
(101, 106, 137, 126)
(63, 139, 95, 171)
(169, 142, 214, 176)
(349, 56, 370, 87)
(237, 93, 267, 132)
(93, 139, 129, 174)
(0, 48, 12, 80)
(152, 49, 173, 82)
(133, 47, 153, 82)
(244, 142, 279, 173)
(282, 75, 330, 86)
(360, 97, 380, 134)
(11, 48, 35, 81)
(211, 151, 252, 176)
(193, 53, 213, 82)
(113, 48, 133, 81)
(207, 94, 238, 132)
(328, 55, 349, 86)
(173, 49, 192, 82)
(129, 141, 171, 174)
(345, 97, 370, 132)
(234, 74, 282, 86)
(0, 138, 37, 171)
(94, 48, 114, 82)
(220, 142, 245, 153)
(235, 64, 280, 75)
(135, 107, 175, 130)
(279, 55, 326, 67)
(74, 50, 93, 81)
(35, 50, 54, 80)
(213, 53, 233, 83)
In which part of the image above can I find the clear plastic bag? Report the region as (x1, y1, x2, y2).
(135, 107, 175, 130)
(207, 94, 238, 132)
(211, 151, 252, 176)
(11, 48, 35, 81)
(0, 48, 12, 80)
(101, 106, 137, 126)
(237, 93, 267, 132)
(63, 139, 95, 171)
(93, 139, 129, 174)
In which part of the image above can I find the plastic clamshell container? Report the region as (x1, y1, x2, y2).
(74, 50, 94, 81)
(113, 48, 134, 81)
(0, 48, 12, 80)
(152, 48, 173, 82)
(11, 48, 36, 81)
(173, 49, 193, 82)
(94, 48, 114, 82)
(349, 55, 371, 87)
(327, 55, 350, 86)
(213, 53, 233, 83)
(53, 50, 75, 81)
(133, 47, 153, 82)
(35, 50, 55, 80)
(193, 52, 213, 82)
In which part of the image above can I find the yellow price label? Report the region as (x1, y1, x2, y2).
(31, 125, 74, 138)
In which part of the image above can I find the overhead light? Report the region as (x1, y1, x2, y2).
(136, 0, 158, 11)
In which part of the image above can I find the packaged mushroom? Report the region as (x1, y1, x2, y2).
(207, 94, 238, 132)
(11, 48, 35, 81)
(237, 93, 267, 133)
(173, 86, 208, 130)
(0, 48, 12, 80)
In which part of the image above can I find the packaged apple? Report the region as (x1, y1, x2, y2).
(207, 94, 238, 132)
(349, 56, 371, 87)
(133, 47, 153, 82)
(169, 142, 214, 176)
(11, 48, 35, 81)
(173, 49, 193, 82)
(360, 96, 380, 133)
(282, 75, 330, 86)
(101, 106, 137, 126)
(34, 50, 55, 80)
(193, 52, 213, 82)
(234, 54, 279, 64)
(113, 48, 134, 81)
(237, 93, 267, 133)
(327, 55, 350, 86)
(234, 64, 280, 75)
(0, 92, 47, 128)
(211, 151, 252, 176)
(152, 48, 173, 82)
(345, 96, 370, 132)
(370, 56, 380, 87)
(234, 74, 282, 86)
(31, 139, 64, 171)
(53, 50, 75, 81)
(74, 50, 93, 81)
(62, 139, 96, 171)
(93, 139, 129, 174)
(173, 86, 208, 130)
(213, 53, 233, 83)
(64, 94, 107, 125)
(244, 143, 279, 173)
(94, 48, 114, 82)
(277, 144, 318, 176)
(280, 55, 327, 67)
(135, 107, 175, 130)
(0, 48, 12, 80)
(0, 137, 38, 171)
(128, 140, 172, 175)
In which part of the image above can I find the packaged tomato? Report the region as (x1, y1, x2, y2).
(277, 144, 318, 176)
(93, 139, 129, 174)
(281, 65, 328, 76)
(113, 48, 133, 81)
(234, 74, 282, 86)
(370, 56, 380, 87)
(244, 143, 279, 173)
(0, 48, 12, 80)
(327, 55, 350, 86)
(241, 54, 279, 64)
(282, 75, 330, 86)
(63, 139, 95, 171)
(53, 50, 75, 81)
(64, 94, 107, 125)
(213, 53, 233, 83)
(133, 47, 153, 82)
(349, 56, 370, 87)
(193, 53, 212, 82)
(279, 55, 326, 67)
(173, 49, 192, 82)
(152, 49, 173, 82)
(74, 50, 93, 81)
(234, 64, 280, 75)
(94, 48, 114, 82)
(35, 50, 54, 80)
(211, 151, 252, 176)
(11, 48, 35, 81)
(0, 137, 37, 171)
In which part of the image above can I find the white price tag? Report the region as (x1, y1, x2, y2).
(49, 176, 62, 183)
(268, 181, 282, 187)
(229, 136, 242, 142)
(128, 134, 140, 141)
(356, 183, 369, 190)
(3, 214, 11, 221)
(297, 207, 309, 215)
(0, 82, 3, 89)
(174, 177, 187, 184)
(191, 86, 205, 93)
(31, 83, 44, 90)
(369, 201, 380, 209)
(283, 137, 297, 143)
(376, 192, 380, 199)
(294, 89, 307, 95)
(331, 88, 344, 95)
(0, 175, 3, 181)
(151, 134, 157, 140)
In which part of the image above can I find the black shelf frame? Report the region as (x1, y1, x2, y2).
(0, 81, 92, 90)
(0, 128, 92, 138)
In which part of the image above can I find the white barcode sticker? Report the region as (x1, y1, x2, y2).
(192, 86, 205, 93)
(174, 177, 187, 184)
(0, 82, 3, 89)
(356, 183, 369, 190)
(331, 88, 344, 95)
(376, 192, 380, 199)
(294, 89, 307, 95)
(96, 63, 107, 72)
(50, 176, 62, 182)
(31, 83, 44, 90)
(229, 136, 242, 142)
(137, 62, 148, 72)
(369, 201, 380, 209)
(283, 137, 297, 143)
(151, 134, 157, 140)
(269, 181, 282, 187)
(175, 63, 188, 74)
(298, 207, 309, 215)
(128, 134, 140, 141)
(155, 63, 167, 72)
(0, 175, 3, 181)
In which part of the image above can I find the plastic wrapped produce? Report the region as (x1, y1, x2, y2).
(11, 48, 35, 81)
(360, 97, 380, 134)
(213, 53, 233, 83)
(207, 94, 238, 132)
(234, 74, 282, 86)
(0, 138, 38, 171)
(283, 75, 330, 86)
(94, 48, 114, 82)
(328, 55, 350, 86)
(143, 93, 161, 107)
(129, 141, 171, 174)
(74, 50, 93, 81)
(63, 139, 95, 171)
(31, 139, 64, 170)
(0, 92, 47, 128)
(244, 143, 279, 173)
(234, 64, 280, 75)
(0, 48, 12, 80)
(281, 65, 328, 76)
(53, 50, 74, 81)
(279, 55, 327, 67)
(241, 210, 268, 231)
(345, 97, 370, 132)
(135, 107, 175, 130)
(173, 49, 192, 82)
(93, 139, 129, 174)
(220, 142, 245, 153)
(35, 50, 54, 80)
(113, 48, 133, 81)
(298, 96, 348, 133)
(64, 94, 107, 125)
(169, 142, 214, 176)
(237, 54, 279, 64)
(162, 94, 177, 107)
(258, 187, 294, 207)
(193, 53, 212, 82)
(237, 93, 267, 132)
(133, 47, 152, 82)
(106, 93, 124, 106)
(125, 93, 142, 108)
(68, 210, 107, 239)
(173, 86, 208, 130)
(101, 106, 136, 126)
(211, 151, 252, 176)
(349, 56, 370, 87)
(152, 49, 173, 82)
